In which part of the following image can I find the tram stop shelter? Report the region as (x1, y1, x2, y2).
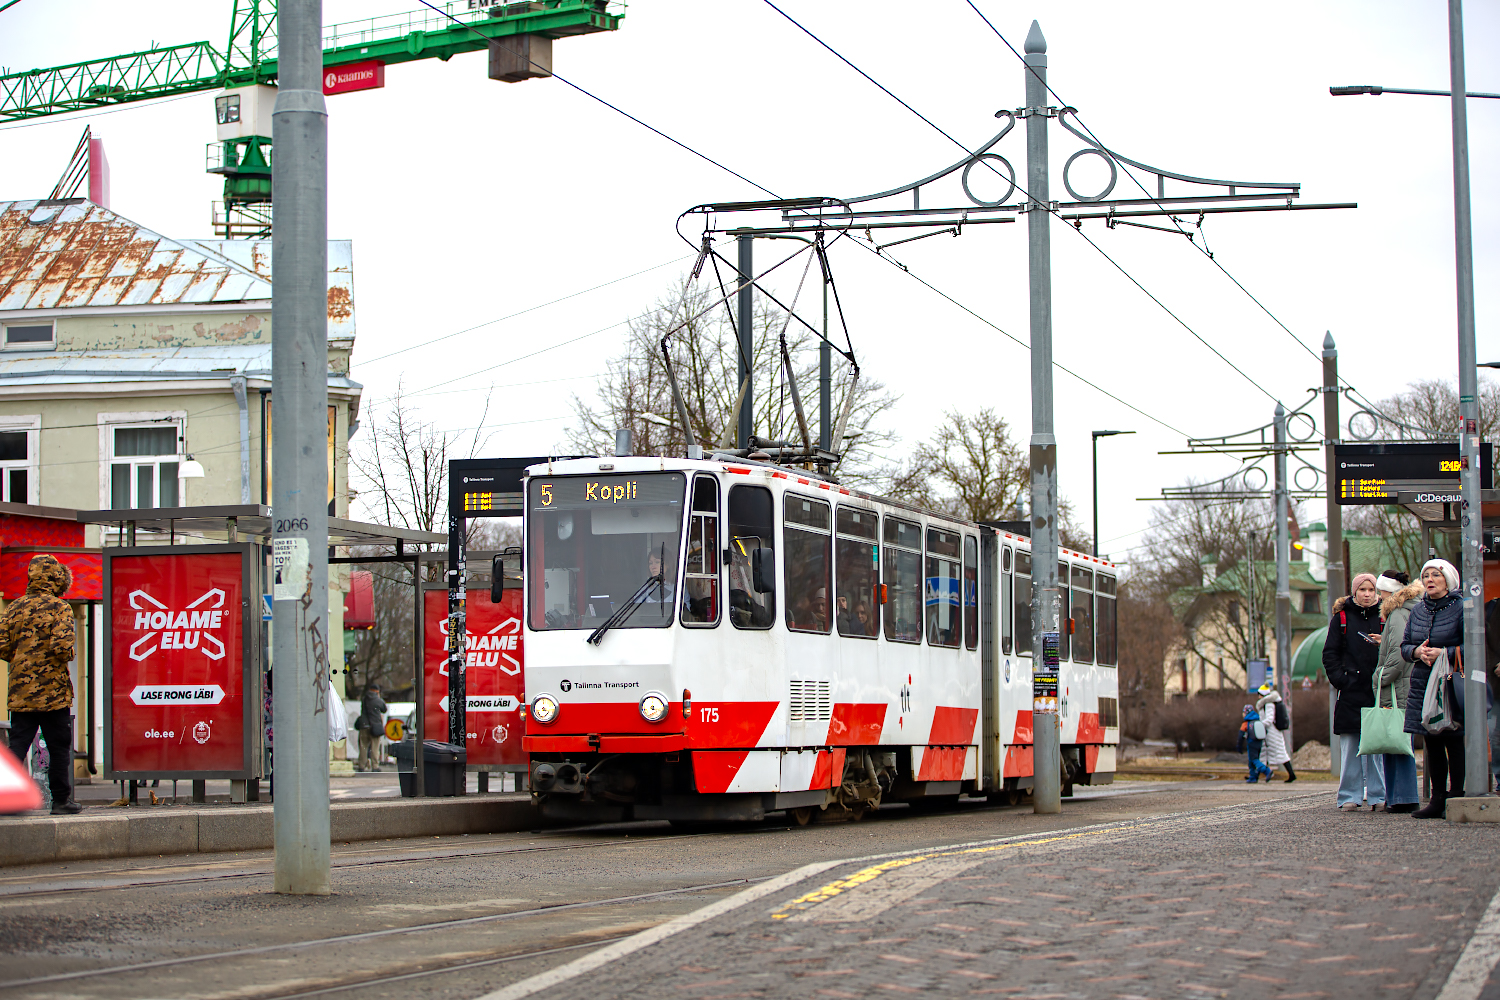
(1392, 491, 1500, 600)
(75, 504, 445, 800)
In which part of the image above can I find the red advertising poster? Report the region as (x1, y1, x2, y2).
(323, 60, 385, 95)
(107, 548, 253, 777)
(423, 587, 525, 768)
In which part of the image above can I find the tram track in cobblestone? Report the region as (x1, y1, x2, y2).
(0, 876, 764, 992)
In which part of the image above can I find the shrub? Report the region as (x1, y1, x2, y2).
(1156, 690, 1247, 752)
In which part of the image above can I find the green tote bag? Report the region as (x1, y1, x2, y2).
(1358, 673, 1414, 758)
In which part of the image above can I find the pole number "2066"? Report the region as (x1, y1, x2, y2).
(275, 518, 310, 532)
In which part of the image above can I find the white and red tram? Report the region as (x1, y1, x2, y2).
(519, 456, 1119, 823)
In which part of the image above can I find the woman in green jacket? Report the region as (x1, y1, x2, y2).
(1374, 570, 1421, 812)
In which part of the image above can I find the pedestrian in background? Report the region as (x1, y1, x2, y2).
(1403, 558, 1464, 818)
(1324, 572, 1386, 811)
(1255, 682, 1294, 782)
(356, 682, 386, 772)
(1375, 570, 1421, 812)
(1237, 705, 1272, 782)
(1, 554, 80, 814)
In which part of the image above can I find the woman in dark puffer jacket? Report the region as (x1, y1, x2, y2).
(1324, 573, 1385, 811)
(1401, 558, 1465, 818)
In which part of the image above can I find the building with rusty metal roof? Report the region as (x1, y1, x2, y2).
(0, 197, 360, 533)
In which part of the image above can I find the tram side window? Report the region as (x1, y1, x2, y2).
(1058, 561, 1071, 662)
(682, 476, 720, 626)
(836, 506, 878, 639)
(1071, 564, 1094, 664)
(963, 535, 979, 651)
(1001, 545, 1013, 655)
(926, 528, 961, 648)
(784, 495, 832, 634)
(728, 485, 776, 629)
(1014, 549, 1032, 655)
(883, 516, 922, 643)
(1096, 573, 1118, 666)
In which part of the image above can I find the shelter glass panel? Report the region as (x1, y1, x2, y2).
(525, 473, 686, 631)
(785, 495, 831, 634)
(883, 516, 922, 643)
(926, 527, 961, 648)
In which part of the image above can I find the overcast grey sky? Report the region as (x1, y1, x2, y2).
(2, 1, 1496, 563)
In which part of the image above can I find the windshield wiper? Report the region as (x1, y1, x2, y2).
(586, 572, 663, 646)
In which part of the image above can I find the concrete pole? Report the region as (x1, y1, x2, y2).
(1446, 0, 1489, 796)
(1274, 405, 1292, 742)
(270, 0, 330, 895)
(736, 231, 754, 450)
(1023, 20, 1062, 815)
(1322, 333, 1342, 764)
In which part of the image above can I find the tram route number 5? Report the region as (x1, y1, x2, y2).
(700, 707, 719, 723)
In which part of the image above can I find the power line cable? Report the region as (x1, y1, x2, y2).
(760, 0, 1284, 406)
(354, 252, 695, 367)
(962, 0, 1357, 383)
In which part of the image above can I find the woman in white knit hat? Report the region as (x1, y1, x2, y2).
(1401, 558, 1465, 818)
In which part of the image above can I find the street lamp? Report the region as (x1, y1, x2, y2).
(1091, 430, 1135, 558)
(1331, 84, 1500, 99)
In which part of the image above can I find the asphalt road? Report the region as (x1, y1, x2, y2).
(2, 780, 1493, 1000)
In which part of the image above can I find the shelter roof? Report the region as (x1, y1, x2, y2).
(0, 200, 270, 310)
(75, 505, 444, 548)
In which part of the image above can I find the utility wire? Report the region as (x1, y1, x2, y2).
(962, 0, 1348, 378)
(412, 0, 776, 198)
(761, 0, 1284, 406)
(354, 252, 695, 367)
(413, 0, 1245, 468)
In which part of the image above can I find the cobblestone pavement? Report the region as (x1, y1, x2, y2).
(505, 793, 1500, 1000)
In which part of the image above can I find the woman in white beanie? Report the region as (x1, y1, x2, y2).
(1255, 682, 1293, 781)
(1401, 558, 1465, 818)
(1374, 569, 1421, 812)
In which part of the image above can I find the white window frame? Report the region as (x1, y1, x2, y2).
(0, 414, 40, 504)
(98, 410, 187, 514)
(1, 320, 55, 351)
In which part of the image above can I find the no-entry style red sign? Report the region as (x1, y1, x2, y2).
(423, 586, 524, 768)
(323, 60, 385, 96)
(106, 546, 256, 779)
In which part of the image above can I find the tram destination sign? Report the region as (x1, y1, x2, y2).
(1334, 442, 1492, 505)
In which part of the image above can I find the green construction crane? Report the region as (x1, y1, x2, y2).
(1, 0, 623, 233)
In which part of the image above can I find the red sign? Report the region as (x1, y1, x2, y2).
(107, 549, 252, 777)
(423, 587, 524, 768)
(323, 60, 385, 96)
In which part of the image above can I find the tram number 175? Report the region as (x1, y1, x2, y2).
(700, 707, 719, 723)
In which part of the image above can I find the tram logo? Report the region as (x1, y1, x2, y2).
(127, 587, 229, 662)
(560, 679, 572, 692)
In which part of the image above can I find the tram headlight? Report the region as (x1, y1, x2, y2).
(531, 694, 560, 725)
(639, 691, 669, 724)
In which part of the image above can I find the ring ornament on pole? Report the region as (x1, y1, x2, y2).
(961, 153, 1016, 207)
(1294, 464, 1322, 493)
(1346, 409, 1380, 441)
(1287, 411, 1318, 442)
(1240, 466, 1269, 493)
(1062, 147, 1118, 202)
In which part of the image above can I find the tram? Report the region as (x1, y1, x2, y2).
(518, 456, 1118, 823)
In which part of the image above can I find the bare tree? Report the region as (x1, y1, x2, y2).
(1361, 374, 1500, 441)
(1116, 581, 1177, 739)
(566, 274, 897, 481)
(882, 407, 1093, 551)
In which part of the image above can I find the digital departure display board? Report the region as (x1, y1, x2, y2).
(1334, 442, 1492, 505)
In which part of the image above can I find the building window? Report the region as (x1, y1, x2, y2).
(110, 424, 181, 509)
(1301, 591, 1321, 614)
(2, 322, 54, 350)
(0, 417, 38, 503)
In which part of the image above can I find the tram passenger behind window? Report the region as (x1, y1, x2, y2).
(643, 550, 675, 606)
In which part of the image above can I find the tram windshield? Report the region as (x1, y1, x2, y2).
(526, 473, 686, 631)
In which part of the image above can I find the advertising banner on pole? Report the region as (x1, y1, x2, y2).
(105, 545, 258, 780)
(423, 585, 524, 768)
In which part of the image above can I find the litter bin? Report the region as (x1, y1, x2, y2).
(391, 739, 467, 797)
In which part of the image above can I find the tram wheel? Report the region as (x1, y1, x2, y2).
(791, 806, 815, 826)
(848, 804, 867, 822)
(1004, 787, 1022, 807)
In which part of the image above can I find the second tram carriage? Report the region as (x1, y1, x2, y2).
(519, 456, 1118, 823)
